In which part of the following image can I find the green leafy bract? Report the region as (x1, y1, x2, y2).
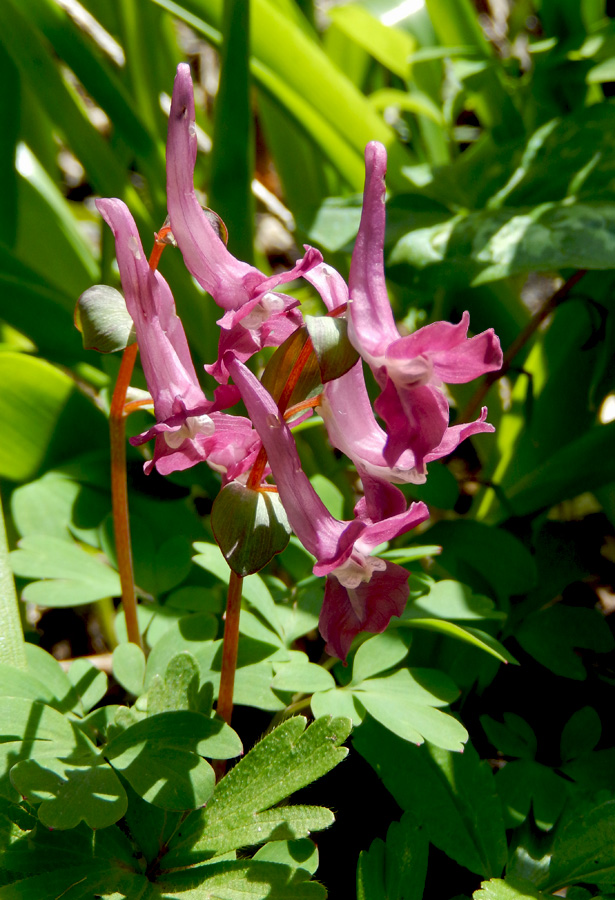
(211, 482, 291, 577)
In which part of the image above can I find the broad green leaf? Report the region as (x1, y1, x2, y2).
(0, 354, 74, 482)
(401, 619, 515, 664)
(311, 687, 366, 726)
(481, 713, 537, 760)
(357, 811, 428, 900)
(494, 759, 567, 831)
(253, 838, 319, 874)
(406, 461, 460, 509)
(474, 877, 553, 900)
(112, 642, 146, 696)
(75, 284, 136, 353)
(505, 422, 615, 517)
(165, 807, 332, 867)
(560, 707, 602, 761)
(110, 743, 215, 810)
(24, 644, 79, 713)
(11, 472, 109, 545)
(272, 661, 336, 693)
(0, 699, 77, 798)
(516, 605, 614, 680)
(404, 580, 503, 621)
(10, 534, 121, 607)
(545, 797, 615, 891)
(390, 200, 615, 284)
(144, 612, 218, 689)
(66, 658, 108, 713)
(0, 819, 143, 898)
(0, 664, 57, 709)
(156, 859, 326, 899)
(0, 244, 82, 362)
(14, 146, 97, 298)
(233, 659, 291, 711)
(489, 105, 615, 209)
(238, 607, 284, 649)
(354, 720, 508, 877)
(350, 631, 410, 683)
(147, 652, 200, 715)
(106, 709, 242, 762)
(327, 5, 416, 80)
(10, 757, 126, 830)
(423, 522, 536, 602)
(211, 482, 291, 576)
(353, 669, 468, 751)
(105, 711, 240, 810)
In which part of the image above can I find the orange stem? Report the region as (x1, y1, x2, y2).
(216, 570, 244, 727)
(276, 335, 314, 413)
(110, 342, 142, 648)
(284, 394, 323, 421)
(123, 398, 154, 415)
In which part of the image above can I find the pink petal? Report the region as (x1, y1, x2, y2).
(386, 312, 503, 384)
(96, 198, 208, 422)
(375, 379, 449, 468)
(320, 562, 410, 660)
(347, 141, 400, 360)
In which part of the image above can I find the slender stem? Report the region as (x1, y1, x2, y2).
(284, 394, 323, 421)
(0, 488, 27, 670)
(246, 337, 315, 491)
(110, 342, 142, 649)
(216, 570, 244, 726)
(458, 269, 587, 423)
(277, 335, 314, 413)
(123, 398, 154, 415)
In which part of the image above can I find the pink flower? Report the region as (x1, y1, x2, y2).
(320, 360, 495, 484)
(346, 142, 503, 467)
(97, 198, 258, 479)
(166, 63, 322, 381)
(226, 355, 429, 660)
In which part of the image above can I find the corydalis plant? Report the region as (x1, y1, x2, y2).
(92, 63, 502, 663)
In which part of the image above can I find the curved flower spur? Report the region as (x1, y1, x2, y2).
(167, 63, 323, 385)
(343, 141, 503, 470)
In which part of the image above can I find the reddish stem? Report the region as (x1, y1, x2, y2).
(110, 342, 142, 648)
(277, 335, 314, 413)
(283, 394, 323, 421)
(216, 570, 244, 727)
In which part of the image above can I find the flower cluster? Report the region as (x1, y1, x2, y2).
(97, 63, 503, 660)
